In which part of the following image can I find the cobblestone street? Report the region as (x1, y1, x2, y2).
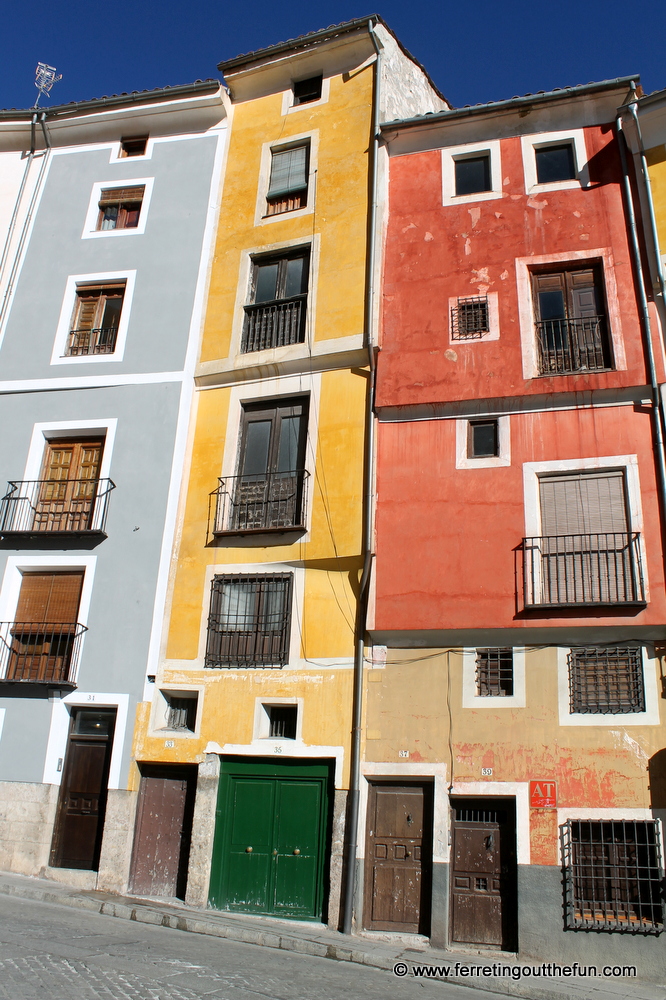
(0, 894, 491, 1000)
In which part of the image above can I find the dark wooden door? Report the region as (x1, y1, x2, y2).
(450, 798, 517, 950)
(363, 783, 432, 933)
(50, 709, 116, 870)
(129, 765, 196, 899)
(209, 759, 329, 920)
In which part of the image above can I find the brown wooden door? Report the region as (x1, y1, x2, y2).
(50, 709, 116, 870)
(129, 765, 197, 899)
(450, 798, 517, 951)
(364, 783, 432, 933)
(37, 439, 103, 532)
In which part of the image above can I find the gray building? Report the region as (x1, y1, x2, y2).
(0, 81, 228, 888)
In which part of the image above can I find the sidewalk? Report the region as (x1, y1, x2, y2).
(0, 870, 662, 1000)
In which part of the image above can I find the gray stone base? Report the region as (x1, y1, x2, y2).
(0, 780, 58, 874)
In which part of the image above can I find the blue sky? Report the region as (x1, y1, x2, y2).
(1, 1, 663, 113)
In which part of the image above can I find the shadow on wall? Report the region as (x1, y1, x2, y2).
(648, 748, 666, 809)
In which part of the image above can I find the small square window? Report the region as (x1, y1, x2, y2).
(535, 144, 576, 184)
(96, 185, 145, 231)
(468, 420, 498, 459)
(455, 155, 491, 196)
(293, 76, 322, 106)
(266, 143, 310, 217)
(119, 136, 148, 158)
(475, 649, 513, 697)
(161, 692, 198, 732)
(451, 296, 489, 340)
(266, 705, 297, 739)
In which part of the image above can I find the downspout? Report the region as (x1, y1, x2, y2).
(0, 114, 38, 294)
(342, 19, 381, 936)
(616, 93, 666, 551)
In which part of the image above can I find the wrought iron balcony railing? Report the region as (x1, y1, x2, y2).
(212, 470, 309, 535)
(536, 316, 611, 375)
(66, 327, 119, 356)
(0, 621, 87, 686)
(0, 478, 115, 536)
(242, 295, 307, 353)
(523, 533, 646, 608)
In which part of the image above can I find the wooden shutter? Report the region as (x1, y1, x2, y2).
(539, 471, 627, 536)
(267, 147, 308, 199)
(98, 186, 145, 206)
(15, 572, 84, 624)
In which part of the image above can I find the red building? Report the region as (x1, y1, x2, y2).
(361, 78, 666, 972)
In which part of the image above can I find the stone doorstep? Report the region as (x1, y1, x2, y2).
(0, 872, 663, 1000)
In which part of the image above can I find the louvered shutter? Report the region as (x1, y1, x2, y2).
(15, 572, 84, 624)
(539, 472, 627, 535)
(98, 186, 145, 205)
(267, 147, 308, 199)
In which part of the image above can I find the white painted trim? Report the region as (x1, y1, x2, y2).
(254, 130, 319, 228)
(450, 781, 530, 865)
(50, 270, 136, 365)
(359, 763, 449, 863)
(205, 739, 344, 788)
(150, 683, 204, 738)
(108, 137, 154, 164)
(81, 177, 155, 240)
(42, 692, 129, 788)
(522, 454, 648, 601)
(22, 418, 117, 482)
(462, 647, 526, 708)
(521, 129, 589, 194)
(0, 708, 5, 743)
(281, 77, 331, 116)
(441, 140, 503, 207)
(556, 645, 661, 727)
(253, 695, 304, 741)
(0, 371, 184, 393)
(449, 291, 499, 343)
(515, 248, 627, 379)
(456, 414, 510, 470)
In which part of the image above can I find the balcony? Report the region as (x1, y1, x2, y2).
(66, 327, 119, 356)
(242, 295, 306, 353)
(523, 533, 646, 608)
(536, 316, 611, 375)
(212, 470, 309, 536)
(0, 479, 115, 538)
(0, 621, 87, 687)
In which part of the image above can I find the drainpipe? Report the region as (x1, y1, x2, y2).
(616, 93, 666, 548)
(341, 19, 381, 937)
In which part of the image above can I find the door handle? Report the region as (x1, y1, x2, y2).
(245, 846, 253, 853)
(293, 848, 300, 855)
(272, 849, 278, 856)
(405, 850, 411, 857)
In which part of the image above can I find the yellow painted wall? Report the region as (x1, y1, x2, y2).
(646, 144, 666, 240)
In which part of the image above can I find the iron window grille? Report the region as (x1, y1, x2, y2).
(454, 806, 508, 824)
(451, 296, 489, 340)
(532, 265, 612, 375)
(205, 574, 292, 669)
(212, 469, 309, 535)
(568, 646, 645, 714)
(523, 533, 646, 607)
(0, 620, 87, 686)
(561, 819, 664, 934)
(476, 648, 514, 697)
(0, 478, 115, 537)
(96, 186, 145, 231)
(267, 705, 298, 739)
(163, 694, 197, 732)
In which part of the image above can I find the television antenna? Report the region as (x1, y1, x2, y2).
(34, 63, 62, 108)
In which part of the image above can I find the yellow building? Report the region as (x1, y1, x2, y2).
(128, 17, 445, 927)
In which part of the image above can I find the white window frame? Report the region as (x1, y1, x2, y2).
(108, 138, 154, 164)
(456, 414, 510, 470)
(556, 644, 660, 726)
(42, 692, 129, 789)
(150, 685, 203, 738)
(81, 177, 155, 240)
(462, 647, 526, 708)
(254, 131, 319, 227)
(441, 140, 503, 207)
(281, 76, 330, 116)
(515, 248, 627, 379)
(448, 290, 499, 343)
(22, 419, 117, 483)
(521, 128, 589, 195)
(50, 271, 136, 365)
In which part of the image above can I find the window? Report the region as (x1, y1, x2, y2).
(293, 76, 322, 106)
(468, 421, 499, 459)
(266, 143, 310, 216)
(266, 704, 297, 739)
(561, 819, 663, 933)
(243, 248, 310, 353)
(161, 692, 198, 732)
(119, 136, 148, 158)
(66, 282, 125, 356)
(524, 470, 645, 606)
(1, 571, 86, 685)
(569, 646, 645, 714)
(455, 155, 491, 196)
(205, 574, 292, 668)
(475, 648, 513, 697)
(532, 265, 612, 375)
(535, 143, 576, 184)
(451, 296, 489, 340)
(213, 398, 309, 535)
(96, 185, 145, 231)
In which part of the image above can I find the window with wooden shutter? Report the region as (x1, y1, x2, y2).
(67, 283, 125, 356)
(266, 144, 310, 216)
(6, 571, 85, 683)
(205, 574, 292, 668)
(97, 186, 145, 231)
(16, 572, 83, 624)
(532, 264, 612, 374)
(243, 248, 310, 353)
(119, 136, 148, 157)
(34, 439, 103, 532)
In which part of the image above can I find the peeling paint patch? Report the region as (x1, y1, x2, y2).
(471, 267, 490, 287)
(464, 238, 471, 255)
(579, 233, 590, 241)
(468, 207, 481, 229)
(424, 231, 434, 242)
(573, 211, 581, 218)
(503, 177, 510, 186)
(494, 212, 503, 219)
(500, 270, 509, 280)
(444, 349, 458, 362)
(402, 222, 417, 234)
(527, 197, 548, 210)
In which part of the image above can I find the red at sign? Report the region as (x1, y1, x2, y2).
(530, 780, 557, 808)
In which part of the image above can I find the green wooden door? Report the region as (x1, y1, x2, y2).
(209, 758, 330, 921)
